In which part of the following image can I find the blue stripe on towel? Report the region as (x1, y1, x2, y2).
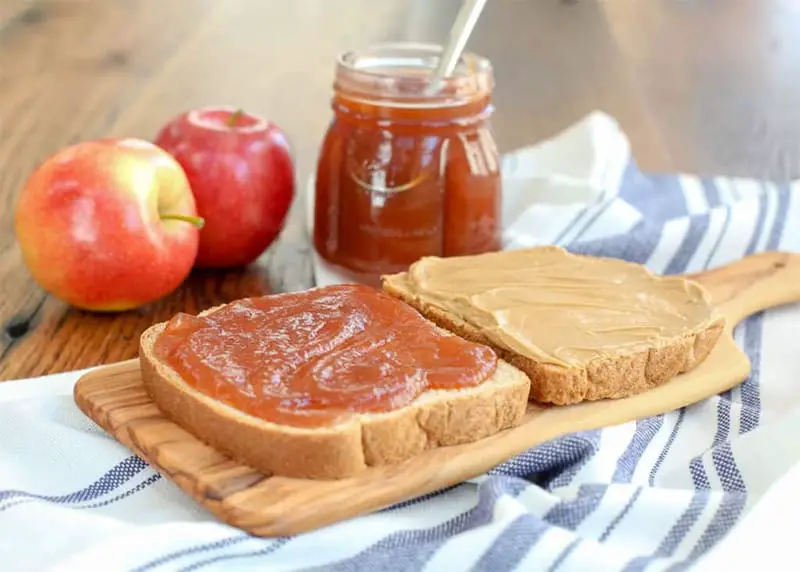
(1, 473, 161, 515)
(556, 419, 663, 544)
(705, 386, 746, 493)
(701, 179, 721, 208)
(473, 514, 550, 572)
(656, 491, 712, 557)
(130, 535, 253, 572)
(568, 218, 663, 265)
(744, 186, 768, 254)
(612, 418, 665, 483)
(712, 443, 747, 492)
(177, 539, 290, 572)
(553, 198, 601, 246)
(675, 491, 747, 569)
(80, 473, 162, 510)
(569, 194, 619, 244)
(738, 316, 763, 435)
(543, 484, 607, 531)
(622, 491, 711, 571)
(648, 409, 686, 485)
(490, 430, 602, 491)
(619, 171, 688, 219)
(664, 214, 710, 275)
(553, 161, 641, 246)
(0, 456, 149, 509)
(702, 207, 731, 268)
(689, 458, 713, 491)
(300, 476, 529, 572)
(547, 538, 582, 572)
(599, 487, 644, 542)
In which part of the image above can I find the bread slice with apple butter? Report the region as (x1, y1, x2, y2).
(139, 284, 530, 480)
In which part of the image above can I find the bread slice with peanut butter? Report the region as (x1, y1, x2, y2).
(139, 284, 530, 480)
(382, 246, 725, 406)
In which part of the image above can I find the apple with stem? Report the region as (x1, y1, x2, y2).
(14, 138, 204, 311)
(154, 106, 296, 269)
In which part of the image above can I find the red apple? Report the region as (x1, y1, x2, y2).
(154, 106, 295, 269)
(14, 138, 203, 312)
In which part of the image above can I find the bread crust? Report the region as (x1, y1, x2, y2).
(382, 278, 726, 406)
(138, 307, 530, 480)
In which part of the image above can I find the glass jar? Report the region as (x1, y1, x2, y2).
(313, 42, 502, 284)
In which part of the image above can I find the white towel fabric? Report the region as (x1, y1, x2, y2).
(2, 112, 800, 572)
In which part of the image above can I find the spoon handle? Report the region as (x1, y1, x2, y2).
(428, 0, 489, 94)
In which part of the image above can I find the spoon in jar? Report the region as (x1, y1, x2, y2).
(426, 0, 490, 95)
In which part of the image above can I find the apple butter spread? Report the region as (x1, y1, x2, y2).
(153, 284, 498, 428)
(314, 43, 502, 284)
(392, 246, 722, 368)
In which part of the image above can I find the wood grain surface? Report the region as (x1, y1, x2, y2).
(73, 252, 800, 537)
(3, 0, 800, 380)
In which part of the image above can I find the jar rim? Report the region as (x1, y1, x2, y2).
(334, 42, 493, 105)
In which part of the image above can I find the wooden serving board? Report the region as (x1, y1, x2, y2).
(73, 251, 800, 537)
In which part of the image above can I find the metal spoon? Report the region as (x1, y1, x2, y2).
(427, 0, 490, 95)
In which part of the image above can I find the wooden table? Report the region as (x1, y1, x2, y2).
(1, 0, 798, 381)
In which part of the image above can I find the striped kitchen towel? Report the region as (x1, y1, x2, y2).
(2, 112, 800, 571)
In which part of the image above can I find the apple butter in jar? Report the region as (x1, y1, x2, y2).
(313, 42, 502, 284)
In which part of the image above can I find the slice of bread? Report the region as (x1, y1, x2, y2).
(382, 247, 726, 406)
(139, 303, 530, 480)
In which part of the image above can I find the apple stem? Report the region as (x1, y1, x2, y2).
(161, 213, 205, 229)
(227, 109, 244, 128)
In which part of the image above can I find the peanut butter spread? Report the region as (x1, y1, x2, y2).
(392, 246, 723, 368)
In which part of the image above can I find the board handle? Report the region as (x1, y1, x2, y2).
(689, 251, 800, 327)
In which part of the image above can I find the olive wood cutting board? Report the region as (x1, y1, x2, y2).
(73, 251, 800, 537)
